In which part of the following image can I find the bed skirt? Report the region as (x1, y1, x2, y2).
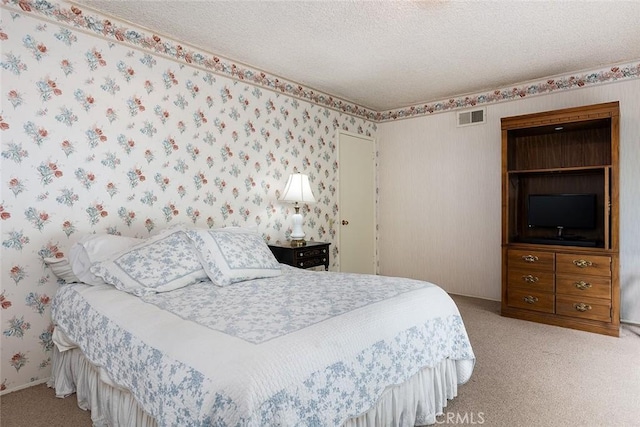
(48, 346, 464, 426)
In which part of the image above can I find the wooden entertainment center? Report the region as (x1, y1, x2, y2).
(500, 102, 619, 336)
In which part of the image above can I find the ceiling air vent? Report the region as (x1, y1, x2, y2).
(457, 107, 486, 127)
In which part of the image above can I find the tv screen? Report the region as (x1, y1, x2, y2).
(527, 194, 596, 230)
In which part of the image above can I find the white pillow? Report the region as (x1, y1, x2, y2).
(89, 228, 208, 296)
(186, 227, 282, 287)
(44, 257, 81, 283)
(69, 234, 143, 286)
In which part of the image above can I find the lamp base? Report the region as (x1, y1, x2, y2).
(290, 239, 307, 247)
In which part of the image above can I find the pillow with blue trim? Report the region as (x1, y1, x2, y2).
(186, 227, 282, 287)
(90, 227, 208, 296)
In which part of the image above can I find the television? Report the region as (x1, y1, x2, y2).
(527, 193, 597, 236)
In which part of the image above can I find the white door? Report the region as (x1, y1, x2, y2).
(338, 131, 376, 274)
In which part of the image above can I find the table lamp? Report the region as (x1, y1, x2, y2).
(280, 173, 316, 247)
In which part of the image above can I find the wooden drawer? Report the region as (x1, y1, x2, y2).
(508, 269, 555, 293)
(507, 288, 554, 313)
(556, 275, 611, 300)
(268, 242, 330, 270)
(556, 294, 611, 322)
(508, 249, 554, 272)
(556, 253, 611, 277)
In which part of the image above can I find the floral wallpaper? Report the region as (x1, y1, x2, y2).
(0, 4, 376, 392)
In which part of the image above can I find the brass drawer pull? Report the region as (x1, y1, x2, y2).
(522, 275, 539, 283)
(572, 259, 593, 268)
(575, 281, 592, 291)
(523, 295, 539, 304)
(522, 255, 539, 263)
(574, 302, 592, 312)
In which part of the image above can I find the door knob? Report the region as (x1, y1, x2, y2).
(341, 220, 349, 225)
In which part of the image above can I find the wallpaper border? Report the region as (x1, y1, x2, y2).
(377, 60, 640, 122)
(2, 0, 640, 123)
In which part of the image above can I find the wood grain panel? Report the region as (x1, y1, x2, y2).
(556, 253, 611, 276)
(507, 249, 555, 271)
(556, 275, 611, 299)
(556, 294, 611, 322)
(507, 288, 554, 313)
(508, 269, 555, 293)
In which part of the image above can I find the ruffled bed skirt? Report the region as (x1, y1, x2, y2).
(48, 346, 156, 427)
(49, 346, 463, 427)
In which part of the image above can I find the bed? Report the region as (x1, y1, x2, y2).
(47, 226, 475, 426)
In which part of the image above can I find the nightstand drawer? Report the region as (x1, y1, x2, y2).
(268, 242, 330, 270)
(295, 246, 329, 260)
(295, 254, 328, 269)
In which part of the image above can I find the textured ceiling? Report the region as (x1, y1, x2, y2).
(73, 0, 640, 112)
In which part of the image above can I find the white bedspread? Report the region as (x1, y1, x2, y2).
(51, 267, 474, 426)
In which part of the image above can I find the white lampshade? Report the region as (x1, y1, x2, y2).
(280, 173, 316, 204)
(280, 173, 315, 246)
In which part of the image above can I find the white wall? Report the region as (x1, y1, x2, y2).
(377, 80, 640, 323)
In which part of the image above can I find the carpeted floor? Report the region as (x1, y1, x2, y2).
(440, 296, 640, 426)
(2, 294, 639, 426)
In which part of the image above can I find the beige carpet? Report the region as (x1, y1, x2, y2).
(2, 295, 639, 426)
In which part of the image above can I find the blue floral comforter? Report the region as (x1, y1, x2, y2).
(52, 267, 475, 426)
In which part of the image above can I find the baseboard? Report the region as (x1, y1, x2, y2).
(449, 292, 500, 302)
(0, 377, 50, 396)
(621, 319, 640, 327)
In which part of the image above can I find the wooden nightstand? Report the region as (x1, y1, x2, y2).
(268, 242, 330, 270)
